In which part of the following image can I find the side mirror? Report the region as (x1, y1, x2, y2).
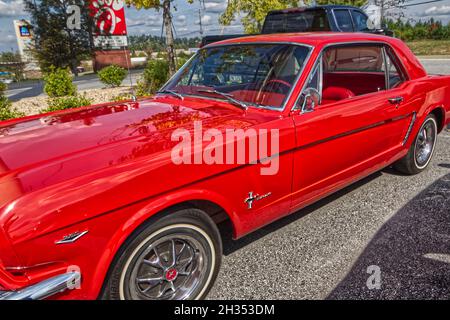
(300, 87, 320, 113)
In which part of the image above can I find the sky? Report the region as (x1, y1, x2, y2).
(0, 0, 449, 52)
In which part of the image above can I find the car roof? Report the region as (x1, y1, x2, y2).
(207, 32, 396, 48)
(205, 32, 427, 80)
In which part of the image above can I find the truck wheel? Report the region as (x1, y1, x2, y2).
(103, 208, 222, 300)
(395, 114, 437, 175)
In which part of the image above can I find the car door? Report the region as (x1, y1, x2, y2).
(289, 43, 415, 211)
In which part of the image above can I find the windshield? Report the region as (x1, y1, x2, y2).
(262, 10, 330, 34)
(163, 44, 311, 109)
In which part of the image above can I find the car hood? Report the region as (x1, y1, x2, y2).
(0, 96, 273, 210)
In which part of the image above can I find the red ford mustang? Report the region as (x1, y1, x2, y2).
(0, 33, 449, 300)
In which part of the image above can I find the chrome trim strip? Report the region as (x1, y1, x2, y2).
(292, 113, 413, 152)
(160, 42, 315, 113)
(403, 112, 417, 145)
(382, 46, 390, 90)
(0, 272, 80, 300)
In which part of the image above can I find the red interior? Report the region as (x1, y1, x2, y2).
(323, 72, 386, 97)
(322, 86, 356, 105)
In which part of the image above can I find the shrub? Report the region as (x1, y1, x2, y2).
(137, 60, 169, 96)
(112, 93, 134, 102)
(0, 96, 24, 121)
(43, 95, 92, 113)
(0, 82, 7, 94)
(98, 65, 128, 87)
(44, 67, 76, 97)
(177, 56, 189, 69)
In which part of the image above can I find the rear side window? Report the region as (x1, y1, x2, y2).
(321, 45, 387, 97)
(334, 9, 353, 32)
(384, 46, 407, 88)
(262, 10, 330, 34)
(323, 46, 384, 72)
(351, 10, 369, 31)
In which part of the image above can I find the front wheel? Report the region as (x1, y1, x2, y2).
(395, 114, 438, 175)
(103, 208, 222, 300)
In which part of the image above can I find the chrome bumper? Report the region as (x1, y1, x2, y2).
(0, 272, 80, 300)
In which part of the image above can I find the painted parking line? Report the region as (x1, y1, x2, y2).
(5, 87, 34, 97)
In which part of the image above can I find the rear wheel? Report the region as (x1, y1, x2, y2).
(103, 208, 222, 300)
(395, 114, 438, 175)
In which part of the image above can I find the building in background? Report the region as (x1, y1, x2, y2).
(12, 19, 40, 78)
(13, 19, 34, 62)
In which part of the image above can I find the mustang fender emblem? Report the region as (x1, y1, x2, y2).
(55, 230, 89, 244)
(244, 191, 272, 209)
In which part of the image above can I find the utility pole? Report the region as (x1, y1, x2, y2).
(198, 9, 204, 37)
(163, 0, 176, 76)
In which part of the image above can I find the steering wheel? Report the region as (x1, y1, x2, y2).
(261, 79, 292, 94)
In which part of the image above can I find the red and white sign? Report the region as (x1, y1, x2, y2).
(90, 0, 128, 48)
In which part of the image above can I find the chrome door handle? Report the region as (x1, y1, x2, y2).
(388, 96, 404, 105)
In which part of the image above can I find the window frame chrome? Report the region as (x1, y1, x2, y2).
(294, 54, 323, 114)
(159, 41, 315, 113)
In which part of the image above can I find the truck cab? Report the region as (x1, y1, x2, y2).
(261, 5, 390, 35)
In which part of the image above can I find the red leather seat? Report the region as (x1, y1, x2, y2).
(322, 86, 355, 104)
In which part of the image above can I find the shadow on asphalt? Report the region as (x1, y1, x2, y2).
(218, 171, 383, 256)
(327, 173, 450, 299)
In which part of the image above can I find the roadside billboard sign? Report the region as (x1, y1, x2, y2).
(89, 0, 128, 49)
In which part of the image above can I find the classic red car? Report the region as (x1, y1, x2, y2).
(0, 33, 449, 300)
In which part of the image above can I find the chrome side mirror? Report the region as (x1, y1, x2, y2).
(300, 87, 320, 113)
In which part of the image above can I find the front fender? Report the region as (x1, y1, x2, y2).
(89, 187, 239, 299)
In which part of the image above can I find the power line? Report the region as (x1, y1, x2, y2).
(402, 0, 445, 6)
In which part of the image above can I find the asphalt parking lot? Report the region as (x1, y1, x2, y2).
(209, 130, 450, 300)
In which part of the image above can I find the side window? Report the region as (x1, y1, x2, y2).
(351, 10, 369, 31)
(334, 9, 354, 32)
(322, 45, 386, 98)
(323, 46, 384, 72)
(385, 47, 406, 89)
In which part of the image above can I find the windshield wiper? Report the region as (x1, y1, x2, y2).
(156, 89, 184, 100)
(196, 89, 248, 110)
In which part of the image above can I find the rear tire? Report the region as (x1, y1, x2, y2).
(394, 114, 437, 175)
(103, 208, 222, 300)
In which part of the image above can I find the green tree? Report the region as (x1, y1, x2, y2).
(219, 0, 300, 34)
(24, 0, 93, 75)
(125, 0, 195, 77)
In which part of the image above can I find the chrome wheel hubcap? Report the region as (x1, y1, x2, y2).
(128, 235, 207, 300)
(415, 120, 436, 168)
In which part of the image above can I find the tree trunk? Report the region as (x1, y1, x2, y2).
(162, 0, 176, 76)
